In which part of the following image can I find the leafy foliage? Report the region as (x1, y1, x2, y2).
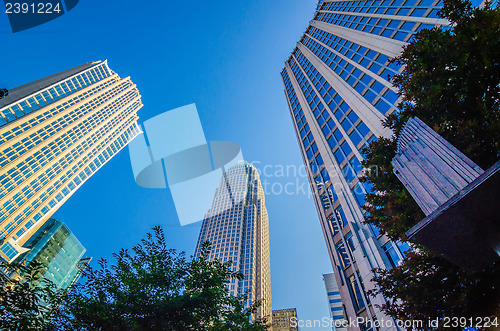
(50, 226, 267, 331)
(359, 0, 500, 323)
(361, 0, 500, 240)
(370, 251, 500, 329)
(0, 261, 66, 330)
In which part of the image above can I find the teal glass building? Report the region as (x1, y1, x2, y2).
(19, 218, 88, 290)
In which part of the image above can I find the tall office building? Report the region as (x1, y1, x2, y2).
(272, 308, 299, 331)
(0, 61, 142, 262)
(323, 273, 347, 331)
(194, 162, 272, 323)
(19, 218, 89, 290)
(281, 0, 447, 328)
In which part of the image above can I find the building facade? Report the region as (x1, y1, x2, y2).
(194, 162, 272, 323)
(0, 61, 142, 262)
(272, 308, 299, 331)
(323, 273, 347, 331)
(19, 218, 89, 290)
(281, 0, 447, 328)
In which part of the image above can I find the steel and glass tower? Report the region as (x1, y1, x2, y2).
(281, 0, 447, 328)
(194, 162, 272, 323)
(19, 218, 90, 290)
(0, 61, 142, 262)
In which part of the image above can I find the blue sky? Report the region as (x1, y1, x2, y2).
(1, 1, 334, 329)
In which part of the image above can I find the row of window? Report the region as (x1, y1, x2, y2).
(0, 77, 118, 157)
(0, 86, 138, 206)
(319, 0, 440, 17)
(0, 80, 134, 169)
(1, 113, 140, 242)
(303, 32, 399, 114)
(290, 51, 376, 195)
(0, 64, 111, 127)
(0, 103, 139, 224)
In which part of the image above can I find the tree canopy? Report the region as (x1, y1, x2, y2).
(360, 0, 500, 325)
(50, 226, 267, 331)
(0, 260, 66, 330)
(1, 227, 267, 330)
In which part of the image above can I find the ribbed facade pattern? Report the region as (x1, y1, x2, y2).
(281, 0, 446, 328)
(194, 163, 272, 323)
(393, 117, 484, 215)
(0, 61, 142, 262)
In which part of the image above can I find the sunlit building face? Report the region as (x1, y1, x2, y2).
(0, 61, 142, 262)
(194, 162, 272, 323)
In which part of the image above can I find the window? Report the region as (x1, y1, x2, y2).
(382, 242, 401, 268)
(328, 216, 340, 236)
(0, 242, 18, 260)
(353, 183, 367, 206)
(340, 141, 352, 156)
(321, 168, 330, 183)
(350, 157, 363, 175)
(334, 148, 345, 164)
(336, 242, 350, 269)
(369, 223, 381, 237)
(349, 130, 363, 147)
(333, 129, 343, 142)
(345, 232, 356, 255)
(348, 275, 366, 311)
(335, 206, 347, 228)
(397, 241, 411, 257)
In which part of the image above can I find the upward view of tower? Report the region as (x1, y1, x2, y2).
(281, 0, 447, 328)
(18, 218, 90, 291)
(194, 162, 272, 323)
(0, 61, 142, 262)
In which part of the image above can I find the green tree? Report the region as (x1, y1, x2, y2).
(0, 261, 66, 330)
(360, 0, 500, 324)
(50, 226, 268, 331)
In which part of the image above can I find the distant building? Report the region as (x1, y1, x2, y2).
(323, 273, 346, 331)
(194, 162, 272, 322)
(272, 308, 299, 331)
(0, 60, 142, 262)
(18, 218, 89, 290)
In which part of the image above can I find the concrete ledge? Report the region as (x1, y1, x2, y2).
(406, 160, 500, 271)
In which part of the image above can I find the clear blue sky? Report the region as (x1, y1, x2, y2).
(1, 1, 334, 329)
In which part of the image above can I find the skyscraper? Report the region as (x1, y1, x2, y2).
(323, 273, 347, 331)
(272, 308, 299, 331)
(194, 162, 272, 323)
(281, 0, 447, 327)
(0, 61, 142, 262)
(18, 218, 89, 290)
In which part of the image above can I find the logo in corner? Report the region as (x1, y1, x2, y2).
(4, 0, 79, 33)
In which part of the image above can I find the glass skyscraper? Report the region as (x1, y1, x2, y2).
(281, 0, 446, 327)
(0, 61, 142, 262)
(19, 218, 88, 290)
(194, 162, 272, 323)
